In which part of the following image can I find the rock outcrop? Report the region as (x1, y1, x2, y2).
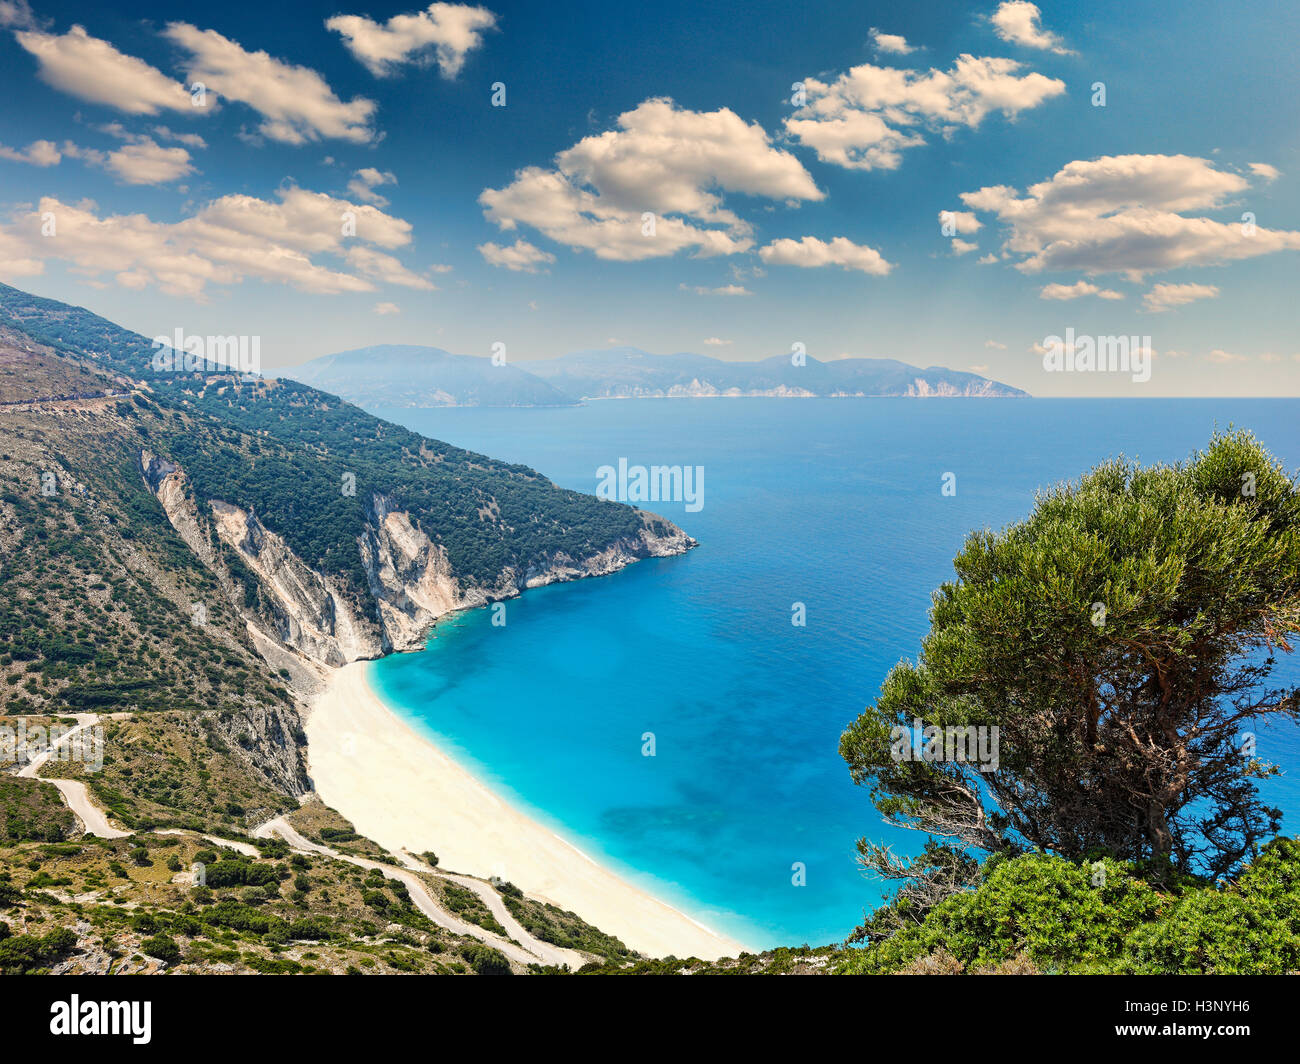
(140, 451, 695, 677)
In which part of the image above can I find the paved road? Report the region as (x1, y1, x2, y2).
(18, 714, 131, 839)
(18, 715, 587, 970)
(255, 816, 586, 969)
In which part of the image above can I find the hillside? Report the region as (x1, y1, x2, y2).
(0, 283, 694, 674)
(0, 281, 697, 971)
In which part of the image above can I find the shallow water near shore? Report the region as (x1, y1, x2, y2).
(368, 398, 1300, 948)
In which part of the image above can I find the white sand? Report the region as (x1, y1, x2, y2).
(304, 661, 747, 961)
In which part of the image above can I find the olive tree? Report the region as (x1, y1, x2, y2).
(841, 431, 1300, 886)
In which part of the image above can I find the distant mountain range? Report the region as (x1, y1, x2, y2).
(287, 345, 574, 408)
(283, 345, 1029, 407)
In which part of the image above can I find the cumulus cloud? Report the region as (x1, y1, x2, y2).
(952, 238, 978, 255)
(344, 245, 435, 289)
(1141, 281, 1219, 312)
(481, 97, 821, 261)
(758, 235, 893, 275)
(163, 22, 376, 144)
(15, 24, 195, 114)
(347, 167, 397, 206)
(327, 3, 496, 78)
(1039, 280, 1124, 300)
(785, 53, 1064, 171)
(373, 301, 401, 315)
(990, 2, 1073, 54)
(870, 28, 914, 54)
(101, 137, 195, 185)
(2, 128, 197, 186)
(477, 238, 556, 272)
(984, 339, 1007, 348)
(961, 154, 1300, 277)
(0, 187, 426, 297)
(0, 139, 61, 166)
(1248, 162, 1281, 181)
(940, 209, 982, 234)
(1206, 348, 1245, 364)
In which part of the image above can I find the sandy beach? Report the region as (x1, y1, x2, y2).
(304, 661, 748, 961)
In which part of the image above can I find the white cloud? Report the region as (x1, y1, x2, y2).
(345, 245, 436, 289)
(1141, 281, 1219, 312)
(347, 167, 397, 206)
(962, 154, 1300, 276)
(327, 3, 496, 78)
(164, 22, 377, 144)
(703, 336, 732, 346)
(952, 238, 978, 255)
(0, 1, 35, 29)
(150, 125, 207, 149)
(870, 28, 914, 54)
(1039, 280, 1124, 300)
(1248, 162, 1281, 181)
(477, 238, 556, 272)
(758, 235, 893, 275)
(15, 25, 195, 115)
(102, 137, 195, 185)
(481, 97, 821, 261)
(373, 301, 401, 315)
(1206, 348, 1246, 364)
(0, 139, 61, 166)
(984, 339, 1007, 349)
(0, 187, 425, 298)
(990, 2, 1073, 54)
(785, 54, 1065, 171)
(681, 283, 752, 295)
(969, 363, 989, 372)
(939, 209, 982, 234)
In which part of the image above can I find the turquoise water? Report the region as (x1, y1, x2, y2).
(367, 399, 1300, 949)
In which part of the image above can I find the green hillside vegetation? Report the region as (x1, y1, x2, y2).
(838, 838, 1300, 974)
(0, 382, 295, 719)
(0, 830, 528, 974)
(0, 282, 665, 600)
(30, 713, 299, 834)
(0, 775, 76, 843)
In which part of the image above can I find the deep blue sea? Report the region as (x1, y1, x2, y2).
(365, 398, 1300, 950)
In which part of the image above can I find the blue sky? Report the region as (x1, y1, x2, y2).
(0, 0, 1297, 395)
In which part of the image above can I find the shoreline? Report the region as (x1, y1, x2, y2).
(303, 660, 749, 961)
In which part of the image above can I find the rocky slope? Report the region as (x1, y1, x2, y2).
(140, 447, 693, 673)
(0, 282, 695, 678)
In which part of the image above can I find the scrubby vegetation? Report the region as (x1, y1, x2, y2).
(838, 838, 1300, 975)
(0, 831, 535, 974)
(837, 431, 1300, 974)
(0, 773, 75, 842)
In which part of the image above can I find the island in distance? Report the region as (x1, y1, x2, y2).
(284, 345, 1030, 408)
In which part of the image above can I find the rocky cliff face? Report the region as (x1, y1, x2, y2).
(140, 450, 694, 681)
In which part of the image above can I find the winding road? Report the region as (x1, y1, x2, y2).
(18, 713, 586, 969)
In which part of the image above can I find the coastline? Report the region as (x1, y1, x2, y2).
(303, 660, 749, 962)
